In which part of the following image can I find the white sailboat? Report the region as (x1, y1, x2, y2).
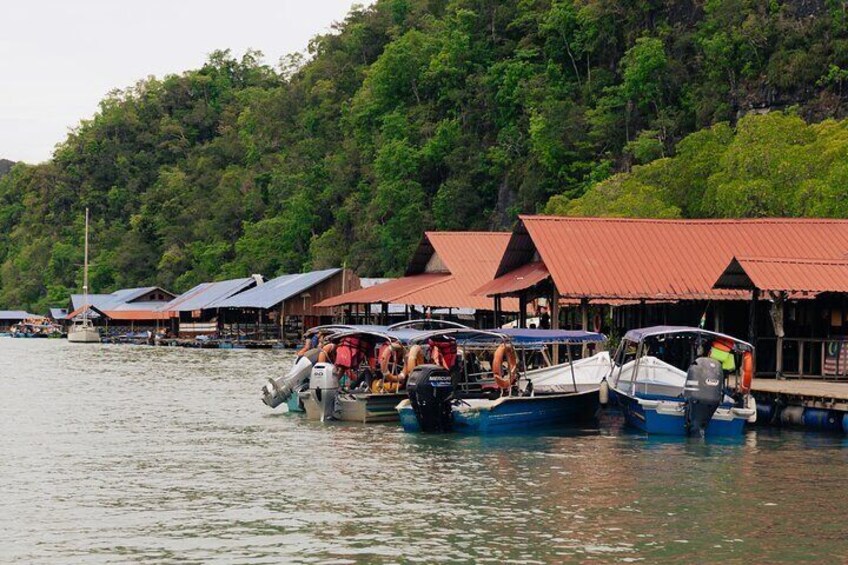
(68, 208, 101, 344)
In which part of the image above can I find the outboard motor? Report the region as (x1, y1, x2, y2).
(406, 364, 453, 432)
(307, 362, 340, 421)
(261, 350, 320, 408)
(683, 357, 725, 436)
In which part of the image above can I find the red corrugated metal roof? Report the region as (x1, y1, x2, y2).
(315, 274, 450, 307)
(475, 262, 550, 297)
(716, 257, 848, 294)
(493, 216, 848, 301)
(315, 232, 518, 311)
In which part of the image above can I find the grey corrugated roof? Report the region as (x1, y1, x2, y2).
(0, 310, 34, 320)
(49, 308, 68, 320)
(161, 277, 259, 312)
(213, 269, 342, 309)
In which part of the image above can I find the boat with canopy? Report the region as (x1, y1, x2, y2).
(607, 326, 756, 436)
(397, 328, 610, 434)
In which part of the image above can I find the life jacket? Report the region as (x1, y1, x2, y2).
(709, 337, 736, 371)
(334, 335, 371, 370)
(429, 337, 458, 369)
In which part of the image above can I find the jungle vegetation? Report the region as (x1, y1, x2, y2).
(2, 0, 848, 310)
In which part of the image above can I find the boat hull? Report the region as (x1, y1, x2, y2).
(301, 390, 404, 423)
(611, 388, 750, 436)
(398, 390, 600, 434)
(67, 328, 101, 343)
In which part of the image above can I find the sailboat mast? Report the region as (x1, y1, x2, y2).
(82, 208, 89, 323)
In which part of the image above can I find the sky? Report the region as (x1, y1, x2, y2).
(0, 0, 373, 164)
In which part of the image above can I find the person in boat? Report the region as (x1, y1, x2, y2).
(538, 306, 550, 330)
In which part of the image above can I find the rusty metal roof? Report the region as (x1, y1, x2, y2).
(490, 216, 848, 301)
(315, 274, 450, 307)
(475, 262, 550, 297)
(715, 256, 848, 294)
(316, 232, 518, 311)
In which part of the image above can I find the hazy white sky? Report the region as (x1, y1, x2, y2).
(0, 0, 372, 164)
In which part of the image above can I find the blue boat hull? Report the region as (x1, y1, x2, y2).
(612, 388, 747, 436)
(399, 390, 599, 434)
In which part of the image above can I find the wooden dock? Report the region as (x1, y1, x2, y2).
(752, 378, 848, 410)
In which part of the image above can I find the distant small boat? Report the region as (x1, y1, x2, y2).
(607, 326, 756, 436)
(68, 208, 100, 344)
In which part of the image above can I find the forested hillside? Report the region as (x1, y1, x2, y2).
(3, 0, 848, 311)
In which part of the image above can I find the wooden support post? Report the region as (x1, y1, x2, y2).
(551, 286, 560, 364)
(749, 288, 759, 373)
(518, 293, 527, 328)
(382, 302, 389, 325)
(493, 296, 502, 329)
(580, 297, 589, 357)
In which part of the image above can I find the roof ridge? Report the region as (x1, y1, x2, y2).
(519, 215, 848, 225)
(736, 256, 848, 265)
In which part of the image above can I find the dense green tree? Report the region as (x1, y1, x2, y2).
(3, 0, 848, 311)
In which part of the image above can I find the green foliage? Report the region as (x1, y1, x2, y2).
(559, 112, 848, 219)
(3, 0, 848, 310)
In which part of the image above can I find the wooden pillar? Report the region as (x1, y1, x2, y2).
(551, 286, 560, 363)
(580, 297, 589, 357)
(748, 288, 759, 373)
(518, 293, 527, 328)
(494, 296, 502, 329)
(382, 302, 389, 325)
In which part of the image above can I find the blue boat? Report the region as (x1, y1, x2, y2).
(608, 326, 757, 437)
(397, 328, 609, 434)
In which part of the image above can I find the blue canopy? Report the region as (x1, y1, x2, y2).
(499, 328, 606, 345)
(622, 326, 753, 350)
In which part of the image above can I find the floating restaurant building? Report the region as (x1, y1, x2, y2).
(162, 269, 359, 340)
(315, 232, 519, 325)
(64, 286, 176, 334)
(476, 216, 848, 380)
(0, 310, 35, 333)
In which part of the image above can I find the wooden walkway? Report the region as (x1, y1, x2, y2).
(752, 378, 848, 408)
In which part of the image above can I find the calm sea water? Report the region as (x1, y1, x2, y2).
(1, 339, 847, 563)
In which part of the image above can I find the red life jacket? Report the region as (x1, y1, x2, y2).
(335, 335, 371, 370)
(429, 337, 458, 369)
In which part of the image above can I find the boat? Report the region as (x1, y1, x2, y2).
(67, 208, 100, 344)
(10, 317, 63, 338)
(299, 325, 455, 423)
(397, 328, 610, 434)
(607, 326, 757, 436)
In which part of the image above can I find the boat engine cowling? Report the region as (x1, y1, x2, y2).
(683, 357, 725, 436)
(406, 364, 453, 432)
(261, 351, 319, 408)
(309, 362, 340, 421)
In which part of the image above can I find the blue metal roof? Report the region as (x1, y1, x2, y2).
(499, 328, 607, 345)
(211, 269, 342, 310)
(48, 308, 68, 320)
(0, 310, 35, 321)
(161, 277, 259, 312)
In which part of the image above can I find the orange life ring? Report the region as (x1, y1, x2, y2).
(404, 345, 425, 377)
(380, 342, 405, 383)
(492, 343, 518, 390)
(740, 351, 754, 394)
(592, 313, 602, 333)
(317, 343, 335, 363)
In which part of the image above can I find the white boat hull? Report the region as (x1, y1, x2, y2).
(67, 327, 100, 343)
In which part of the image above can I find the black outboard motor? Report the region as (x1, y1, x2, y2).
(683, 357, 725, 436)
(406, 364, 453, 432)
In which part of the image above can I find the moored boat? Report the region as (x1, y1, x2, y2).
(607, 326, 756, 436)
(397, 328, 609, 434)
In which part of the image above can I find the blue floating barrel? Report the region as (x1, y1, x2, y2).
(756, 402, 775, 424)
(802, 408, 843, 433)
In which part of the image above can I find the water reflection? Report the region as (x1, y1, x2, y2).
(1, 339, 847, 563)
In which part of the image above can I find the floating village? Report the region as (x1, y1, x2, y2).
(4, 214, 848, 437)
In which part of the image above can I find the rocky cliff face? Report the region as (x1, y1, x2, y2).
(0, 159, 14, 179)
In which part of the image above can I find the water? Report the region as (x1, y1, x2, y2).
(2, 340, 847, 563)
